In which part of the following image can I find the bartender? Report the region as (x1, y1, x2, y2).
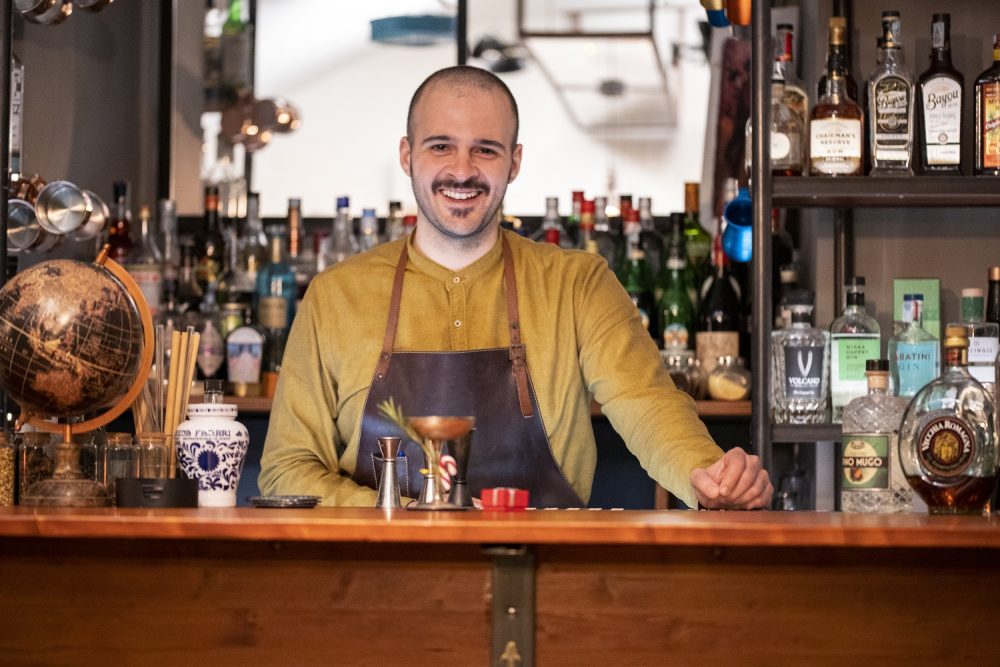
(259, 66, 771, 510)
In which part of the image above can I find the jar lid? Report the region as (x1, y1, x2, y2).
(186, 403, 239, 419)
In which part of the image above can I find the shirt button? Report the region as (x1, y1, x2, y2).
(452, 276, 461, 284)
(454, 320, 462, 328)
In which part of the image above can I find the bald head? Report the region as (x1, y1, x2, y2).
(406, 66, 520, 149)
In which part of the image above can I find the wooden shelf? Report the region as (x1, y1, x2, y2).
(771, 424, 842, 443)
(773, 176, 1000, 208)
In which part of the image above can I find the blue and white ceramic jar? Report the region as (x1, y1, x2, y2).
(175, 402, 249, 507)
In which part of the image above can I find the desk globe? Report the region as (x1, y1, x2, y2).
(0, 248, 152, 506)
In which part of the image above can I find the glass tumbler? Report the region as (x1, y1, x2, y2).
(99, 433, 138, 497)
(136, 433, 170, 479)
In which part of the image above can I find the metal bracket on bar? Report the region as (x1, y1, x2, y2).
(484, 544, 534, 667)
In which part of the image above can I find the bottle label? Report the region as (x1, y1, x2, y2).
(771, 131, 791, 160)
(663, 323, 690, 349)
(783, 344, 826, 399)
(696, 331, 738, 374)
(128, 267, 162, 316)
(842, 434, 891, 490)
(227, 326, 264, 384)
(197, 320, 225, 378)
(922, 77, 962, 165)
(968, 335, 998, 383)
(893, 342, 938, 396)
(983, 82, 1000, 169)
(917, 416, 976, 478)
(258, 296, 289, 330)
(809, 118, 862, 173)
(831, 334, 880, 411)
(873, 75, 912, 161)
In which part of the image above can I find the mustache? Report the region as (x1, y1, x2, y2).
(432, 177, 490, 194)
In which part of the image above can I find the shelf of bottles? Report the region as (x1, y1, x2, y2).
(773, 176, 1000, 208)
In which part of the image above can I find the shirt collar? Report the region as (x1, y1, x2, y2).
(405, 227, 505, 282)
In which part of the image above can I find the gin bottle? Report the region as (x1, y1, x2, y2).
(841, 359, 912, 513)
(325, 196, 359, 266)
(830, 277, 880, 422)
(899, 326, 998, 514)
(771, 290, 830, 424)
(952, 288, 998, 397)
(889, 293, 939, 397)
(868, 11, 915, 175)
(358, 207, 380, 253)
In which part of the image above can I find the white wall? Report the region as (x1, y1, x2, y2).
(252, 0, 710, 219)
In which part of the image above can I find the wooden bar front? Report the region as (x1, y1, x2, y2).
(0, 509, 997, 664)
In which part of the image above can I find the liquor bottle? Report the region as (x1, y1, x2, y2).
(682, 183, 712, 294)
(286, 197, 314, 301)
(159, 198, 180, 300)
(228, 191, 267, 311)
(986, 266, 1000, 332)
(816, 16, 860, 102)
(917, 14, 964, 174)
(107, 180, 133, 263)
(775, 23, 808, 131)
(899, 326, 998, 514)
(325, 196, 359, 266)
(195, 185, 226, 292)
(637, 197, 663, 282)
(124, 205, 164, 318)
(386, 201, 405, 242)
(667, 212, 698, 309)
(774, 262, 799, 329)
(591, 196, 618, 271)
(10, 53, 24, 179)
(841, 359, 913, 513)
(156, 275, 184, 350)
(811, 18, 864, 176)
(177, 239, 204, 314)
(830, 277, 881, 423)
(868, 12, 915, 175)
(567, 190, 584, 246)
(952, 288, 998, 396)
(889, 293, 940, 398)
(696, 236, 742, 375)
(770, 289, 830, 424)
(616, 207, 643, 285)
(974, 33, 1000, 176)
(358, 207, 381, 253)
(576, 198, 597, 253)
(533, 197, 573, 249)
(613, 194, 634, 271)
(658, 215, 696, 351)
(620, 224, 658, 343)
(220, 0, 253, 100)
(256, 223, 297, 397)
(402, 214, 417, 235)
(195, 281, 226, 381)
(226, 310, 265, 390)
(745, 26, 805, 176)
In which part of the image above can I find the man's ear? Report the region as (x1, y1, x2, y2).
(399, 136, 412, 177)
(508, 143, 523, 183)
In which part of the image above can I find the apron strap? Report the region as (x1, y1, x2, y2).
(501, 236, 533, 418)
(377, 234, 534, 418)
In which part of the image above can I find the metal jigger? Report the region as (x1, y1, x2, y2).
(375, 436, 402, 510)
(407, 415, 474, 511)
(447, 428, 474, 508)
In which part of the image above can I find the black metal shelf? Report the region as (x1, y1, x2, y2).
(771, 424, 842, 443)
(773, 176, 1000, 208)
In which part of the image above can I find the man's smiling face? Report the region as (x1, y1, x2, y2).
(400, 81, 522, 246)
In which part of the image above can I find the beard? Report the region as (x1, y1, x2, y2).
(412, 169, 510, 248)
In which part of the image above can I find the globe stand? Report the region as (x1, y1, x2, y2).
(17, 247, 154, 508)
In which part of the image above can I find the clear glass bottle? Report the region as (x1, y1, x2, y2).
(745, 30, 805, 176)
(889, 293, 939, 398)
(195, 281, 226, 381)
(868, 11, 915, 175)
(810, 19, 864, 176)
(899, 326, 997, 514)
(159, 198, 180, 297)
(591, 196, 618, 271)
(974, 33, 1000, 176)
(771, 290, 830, 424)
(532, 196, 574, 249)
(708, 356, 751, 401)
(830, 277, 881, 422)
(124, 205, 164, 318)
(841, 359, 913, 513)
(325, 195, 359, 266)
(358, 207, 380, 253)
(229, 191, 267, 310)
(386, 200, 405, 242)
(917, 13, 964, 174)
(775, 23, 809, 136)
(953, 288, 998, 396)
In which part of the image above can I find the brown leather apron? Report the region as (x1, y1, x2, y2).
(352, 236, 584, 508)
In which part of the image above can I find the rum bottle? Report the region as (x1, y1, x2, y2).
(868, 11, 915, 175)
(917, 14, 964, 174)
(899, 326, 997, 514)
(810, 18, 864, 176)
(975, 33, 1000, 176)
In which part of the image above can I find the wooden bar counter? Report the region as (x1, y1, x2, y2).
(0, 508, 998, 664)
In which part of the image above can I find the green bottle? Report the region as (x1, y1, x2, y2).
(682, 182, 712, 299)
(621, 229, 659, 343)
(658, 215, 696, 350)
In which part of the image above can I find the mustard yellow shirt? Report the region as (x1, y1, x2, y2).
(259, 228, 723, 507)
